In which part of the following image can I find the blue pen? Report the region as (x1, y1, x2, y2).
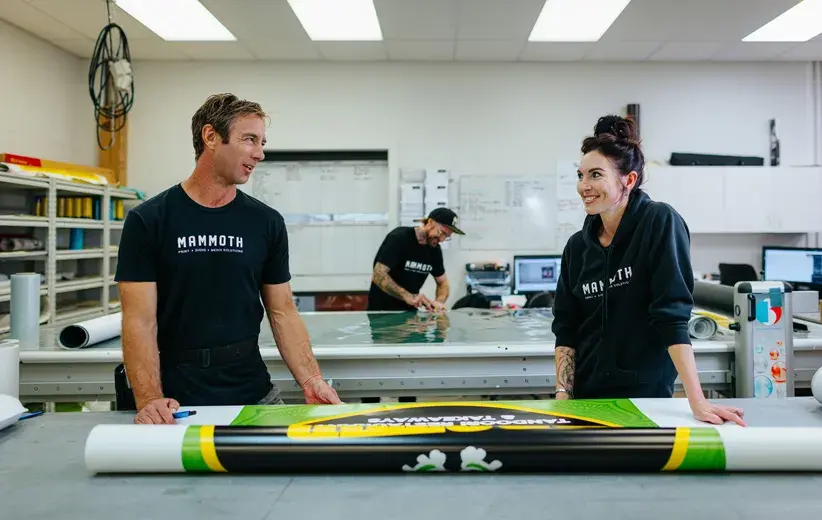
(18, 410, 44, 421)
(172, 410, 197, 419)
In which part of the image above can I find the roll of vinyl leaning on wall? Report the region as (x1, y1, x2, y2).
(84, 425, 822, 474)
(57, 312, 122, 349)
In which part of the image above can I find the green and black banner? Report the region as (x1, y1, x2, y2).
(180, 402, 725, 473)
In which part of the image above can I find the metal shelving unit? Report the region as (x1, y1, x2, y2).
(0, 170, 139, 329)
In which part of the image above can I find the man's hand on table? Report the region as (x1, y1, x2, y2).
(303, 376, 343, 405)
(430, 300, 447, 313)
(134, 397, 180, 424)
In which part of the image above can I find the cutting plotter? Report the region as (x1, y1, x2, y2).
(693, 280, 822, 398)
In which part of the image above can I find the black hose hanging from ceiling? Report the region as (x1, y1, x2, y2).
(88, 17, 134, 150)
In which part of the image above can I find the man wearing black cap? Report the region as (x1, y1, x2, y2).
(368, 207, 464, 313)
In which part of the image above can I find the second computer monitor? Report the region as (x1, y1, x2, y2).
(762, 246, 822, 287)
(513, 255, 562, 294)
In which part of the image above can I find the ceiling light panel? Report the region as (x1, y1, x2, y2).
(114, 0, 236, 41)
(287, 0, 383, 41)
(743, 0, 822, 42)
(528, 0, 633, 42)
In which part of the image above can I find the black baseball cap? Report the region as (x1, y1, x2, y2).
(427, 207, 465, 235)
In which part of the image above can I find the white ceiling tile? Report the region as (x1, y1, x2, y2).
(0, 0, 85, 40)
(583, 42, 662, 61)
(124, 38, 191, 60)
(171, 42, 256, 60)
(710, 42, 799, 61)
(602, 0, 802, 43)
(201, 0, 312, 44)
(455, 40, 525, 61)
(457, 0, 544, 41)
(48, 37, 96, 58)
(519, 42, 591, 62)
(316, 42, 387, 61)
(648, 42, 724, 61)
(0, 0, 816, 62)
(27, 0, 160, 40)
(775, 42, 822, 61)
(385, 40, 455, 61)
(242, 39, 322, 60)
(375, 0, 460, 40)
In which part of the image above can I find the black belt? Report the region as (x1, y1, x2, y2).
(159, 338, 259, 368)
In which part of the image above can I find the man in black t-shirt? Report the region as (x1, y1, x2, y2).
(368, 207, 464, 312)
(116, 93, 340, 424)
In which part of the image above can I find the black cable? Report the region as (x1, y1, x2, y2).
(88, 1, 134, 150)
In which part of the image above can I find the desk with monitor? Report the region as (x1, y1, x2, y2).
(763, 246, 822, 291)
(511, 255, 561, 305)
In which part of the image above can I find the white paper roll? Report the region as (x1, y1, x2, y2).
(0, 339, 19, 399)
(812, 367, 822, 404)
(0, 393, 26, 432)
(58, 312, 122, 349)
(720, 427, 822, 471)
(84, 424, 188, 473)
(10, 273, 41, 350)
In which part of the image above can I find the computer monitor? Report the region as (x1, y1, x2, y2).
(513, 255, 562, 294)
(762, 246, 822, 288)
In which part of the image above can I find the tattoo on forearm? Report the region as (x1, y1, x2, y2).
(373, 264, 410, 301)
(555, 346, 575, 396)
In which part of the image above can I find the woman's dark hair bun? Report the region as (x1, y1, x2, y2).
(581, 114, 646, 191)
(593, 115, 639, 143)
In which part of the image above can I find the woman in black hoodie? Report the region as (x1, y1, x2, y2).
(551, 115, 745, 426)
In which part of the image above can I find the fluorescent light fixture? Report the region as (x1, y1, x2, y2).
(287, 0, 383, 41)
(743, 0, 822, 42)
(114, 0, 236, 41)
(528, 0, 632, 42)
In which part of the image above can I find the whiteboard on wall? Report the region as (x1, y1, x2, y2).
(457, 175, 558, 251)
(456, 162, 586, 253)
(249, 159, 389, 281)
(251, 160, 388, 219)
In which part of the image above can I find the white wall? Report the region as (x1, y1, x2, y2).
(123, 60, 818, 304)
(0, 20, 95, 167)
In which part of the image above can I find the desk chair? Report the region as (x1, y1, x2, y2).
(718, 263, 759, 286)
(525, 291, 554, 309)
(451, 293, 492, 310)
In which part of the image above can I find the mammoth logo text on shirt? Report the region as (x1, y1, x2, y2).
(581, 266, 633, 299)
(177, 234, 244, 254)
(405, 260, 433, 274)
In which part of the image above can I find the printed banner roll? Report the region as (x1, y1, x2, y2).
(84, 423, 822, 474)
(58, 312, 122, 349)
(689, 315, 718, 340)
